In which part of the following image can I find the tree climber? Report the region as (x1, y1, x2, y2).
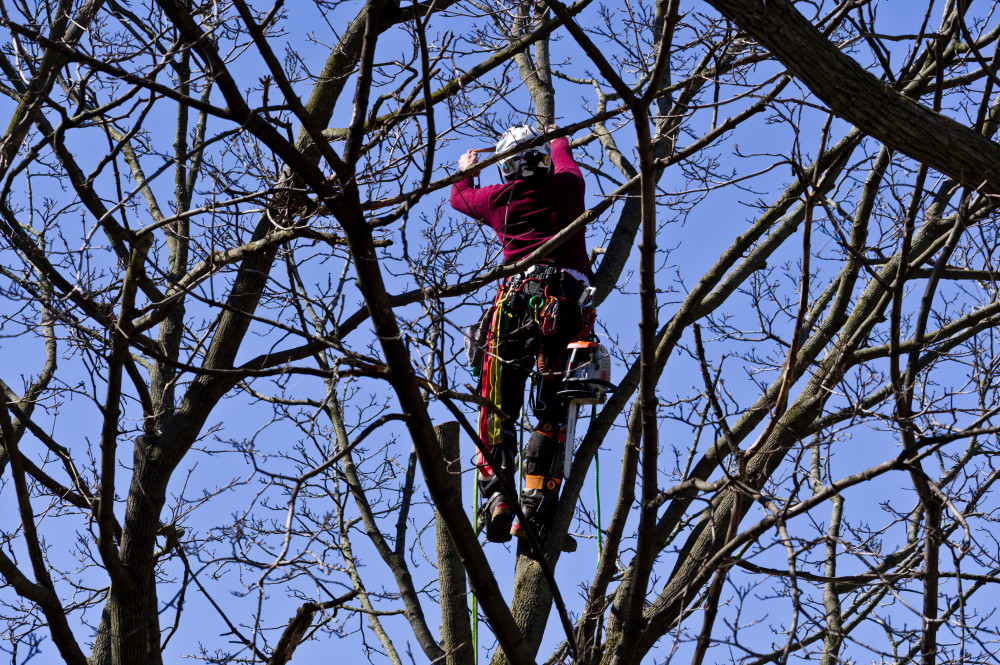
(451, 124, 596, 545)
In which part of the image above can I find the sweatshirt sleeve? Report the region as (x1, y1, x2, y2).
(550, 136, 583, 180)
(450, 176, 492, 221)
(549, 136, 585, 211)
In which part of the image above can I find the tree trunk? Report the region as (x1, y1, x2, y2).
(436, 422, 475, 665)
(91, 441, 168, 665)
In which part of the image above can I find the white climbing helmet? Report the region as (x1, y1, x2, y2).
(495, 125, 552, 181)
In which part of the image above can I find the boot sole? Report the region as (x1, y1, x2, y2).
(510, 525, 578, 553)
(486, 505, 513, 543)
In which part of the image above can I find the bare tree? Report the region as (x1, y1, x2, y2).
(2, 1, 1000, 664)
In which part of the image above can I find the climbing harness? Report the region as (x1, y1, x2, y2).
(469, 266, 612, 561)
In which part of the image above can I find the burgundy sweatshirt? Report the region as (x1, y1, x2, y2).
(450, 137, 593, 279)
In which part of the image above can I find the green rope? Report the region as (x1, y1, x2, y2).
(592, 403, 602, 557)
(471, 468, 479, 665)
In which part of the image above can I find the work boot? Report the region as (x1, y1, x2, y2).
(510, 480, 559, 543)
(510, 515, 577, 553)
(479, 492, 513, 543)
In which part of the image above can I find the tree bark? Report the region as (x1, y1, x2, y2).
(436, 422, 475, 665)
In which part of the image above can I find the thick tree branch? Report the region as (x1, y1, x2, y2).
(704, 0, 1000, 194)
